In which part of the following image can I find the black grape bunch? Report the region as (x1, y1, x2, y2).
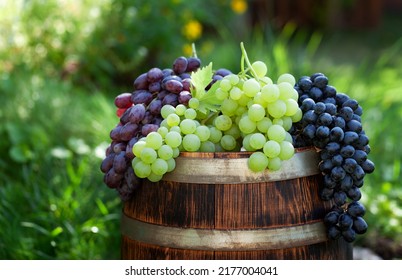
(290, 73, 375, 243)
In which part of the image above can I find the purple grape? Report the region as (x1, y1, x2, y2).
(163, 79, 183, 93)
(100, 153, 115, 173)
(103, 168, 123, 189)
(120, 123, 140, 141)
(162, 93, 179, 106)
(178, 90, 191, 105)
(125, 137, 138, 160)
(114, 93, 133, 109)
(112, 142, 127, 153)
(148, 99, 162, 115)
(113, 151, 128, 174)
(185, 57, 201, 72)
(181, 78, 192, 91)
(141, 111, 153, 125)
(131, 90, 154, 105)
(173, 56, 188, 74)
(133, 73, 148, 90)
(109, 125, 122, 141)
(148, 81, 161, 93)
(141, 124, 158, 136)
(147, 67, 163, 83)
(128, 104, 146, 124)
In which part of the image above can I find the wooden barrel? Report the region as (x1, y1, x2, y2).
(121, 147, 353, 260)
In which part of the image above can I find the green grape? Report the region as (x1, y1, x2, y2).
(267, 99, 286, 118)
(180, 119, 197, 134)
(195, 125, 211, 142)
(248, 151, 269, 172)
(221, 98, 238, 117)
(200, 141, 216, 152)
(256, 117, 272, 133)
(208, 126, 223, 143)
(263, 140, 281, 158)
(291, 108, 303, 123)
(147, 172, 163, 182)
(133, 140, 147, 158)
(224, 124, 241, 139)
(184, 108, 197, 120)
(214, 115, 232, 131)
(242, 134, 256, 151)
(243, 78, 260, 97)
(238, 115, 257, 134)
(161, 104, 176, 119)
(164, 131, 182, 148)
(170, 125, 181, 133)
(215, 143, 224, 152)
(277, 73, 296, 86)
(146, 131, 163, 150)
(284, 98, 299, 116)
(278, 82, 295, 100)
(261, 84, 279, 103)
(140, 147, 158, 164)
(237, 94, 251, 107)
(279, 141, 294, 160)
(272, 118, 283, 126)
(220, 78, 232, 92)
(215, 88, 229, 100)
(249, 133, 266, 150)
(253, 92, 268, 107)
(285, 132, 293, 143)
(151, 158, 168, 175)
(235, 106, 247, 117)
(267, 124, 286, 142)
(229, 86, 243, 100)
(260, 76, 273, 85)
(172, 147, 180, 158)
(189, 97, 199, 109)
(175, 104, 187, 116)
(267, 157, 282, 171)
(248, 103, 266, 122)
(133, 160, 152, 178)
(157, 126, 169, 138)
(220, 134, 237, 151)
(166, 158, 176, 172)
(251, 61, 268, 78)
(182, 134, 201, 152)
(158, 144, 174, 160)
(281, 116, 293, 131)
(226, 74, 240, 85)
(166, 113, 181, 127)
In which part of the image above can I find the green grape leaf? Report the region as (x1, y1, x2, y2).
(190, 63, 222, 114)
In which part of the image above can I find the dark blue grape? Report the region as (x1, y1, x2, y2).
(332, 154, 344, 166)
(313, 75, 328, 89)
(346, 120, 362, 133)
(324, 174, 338, 189)
(347, 187, 362, 201)
(319, 159, 333, 173)
(324, 211, 340, 226)
(354, 105, 363, 116)
(302, 110, 318, 124)
(352, 164, 365, 181)
(343, 131, 359, 145)
(333, 116, 346, 129)
(354, 133, 369, 149)
(324, 85, 337, 98)
(328, 226, 341, 240)
(334, 191, 347, 206)
(300, 98, 316, 112)
(342, 99, 359, 111)
(347, 201, 366, 217)
(340, 174, 354, 191)
(329, 127, 344, 142)
(331, 166, 346, 182)
(338, 213, 354, 230)
(316, 126, 330, 139)
(340, 145, 355, 158)
(309, 87, 323, 100)
(335, 93, 350, 106)
(341, 228, 356, 242)
(320, 187, 334, 200)
(361, 159, 375, 174)
(325, 103, 337, 115)
(314, 102, 326, 114)
(338, 106, 354, 122)
(317, 112, 333, 126)
(302, 124, 316, 139)
(353, 217, 368, 234)
(326, 142, 341, 155)
(298, 77, 313, 91)
(343, 158, 357, 173)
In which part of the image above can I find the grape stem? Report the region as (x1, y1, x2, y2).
(192, 43, 198, 58)
(240, 42, 258, 80)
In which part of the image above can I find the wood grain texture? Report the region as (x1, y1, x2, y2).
(122, 149, 353, 259)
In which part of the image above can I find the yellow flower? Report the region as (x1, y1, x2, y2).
(231, 0, 247, 14)
(182, 20, 202, 41)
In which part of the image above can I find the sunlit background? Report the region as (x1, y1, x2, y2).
(1, 0, 401, 259)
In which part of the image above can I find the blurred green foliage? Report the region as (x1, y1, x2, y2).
(0, 0, 401, 259)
